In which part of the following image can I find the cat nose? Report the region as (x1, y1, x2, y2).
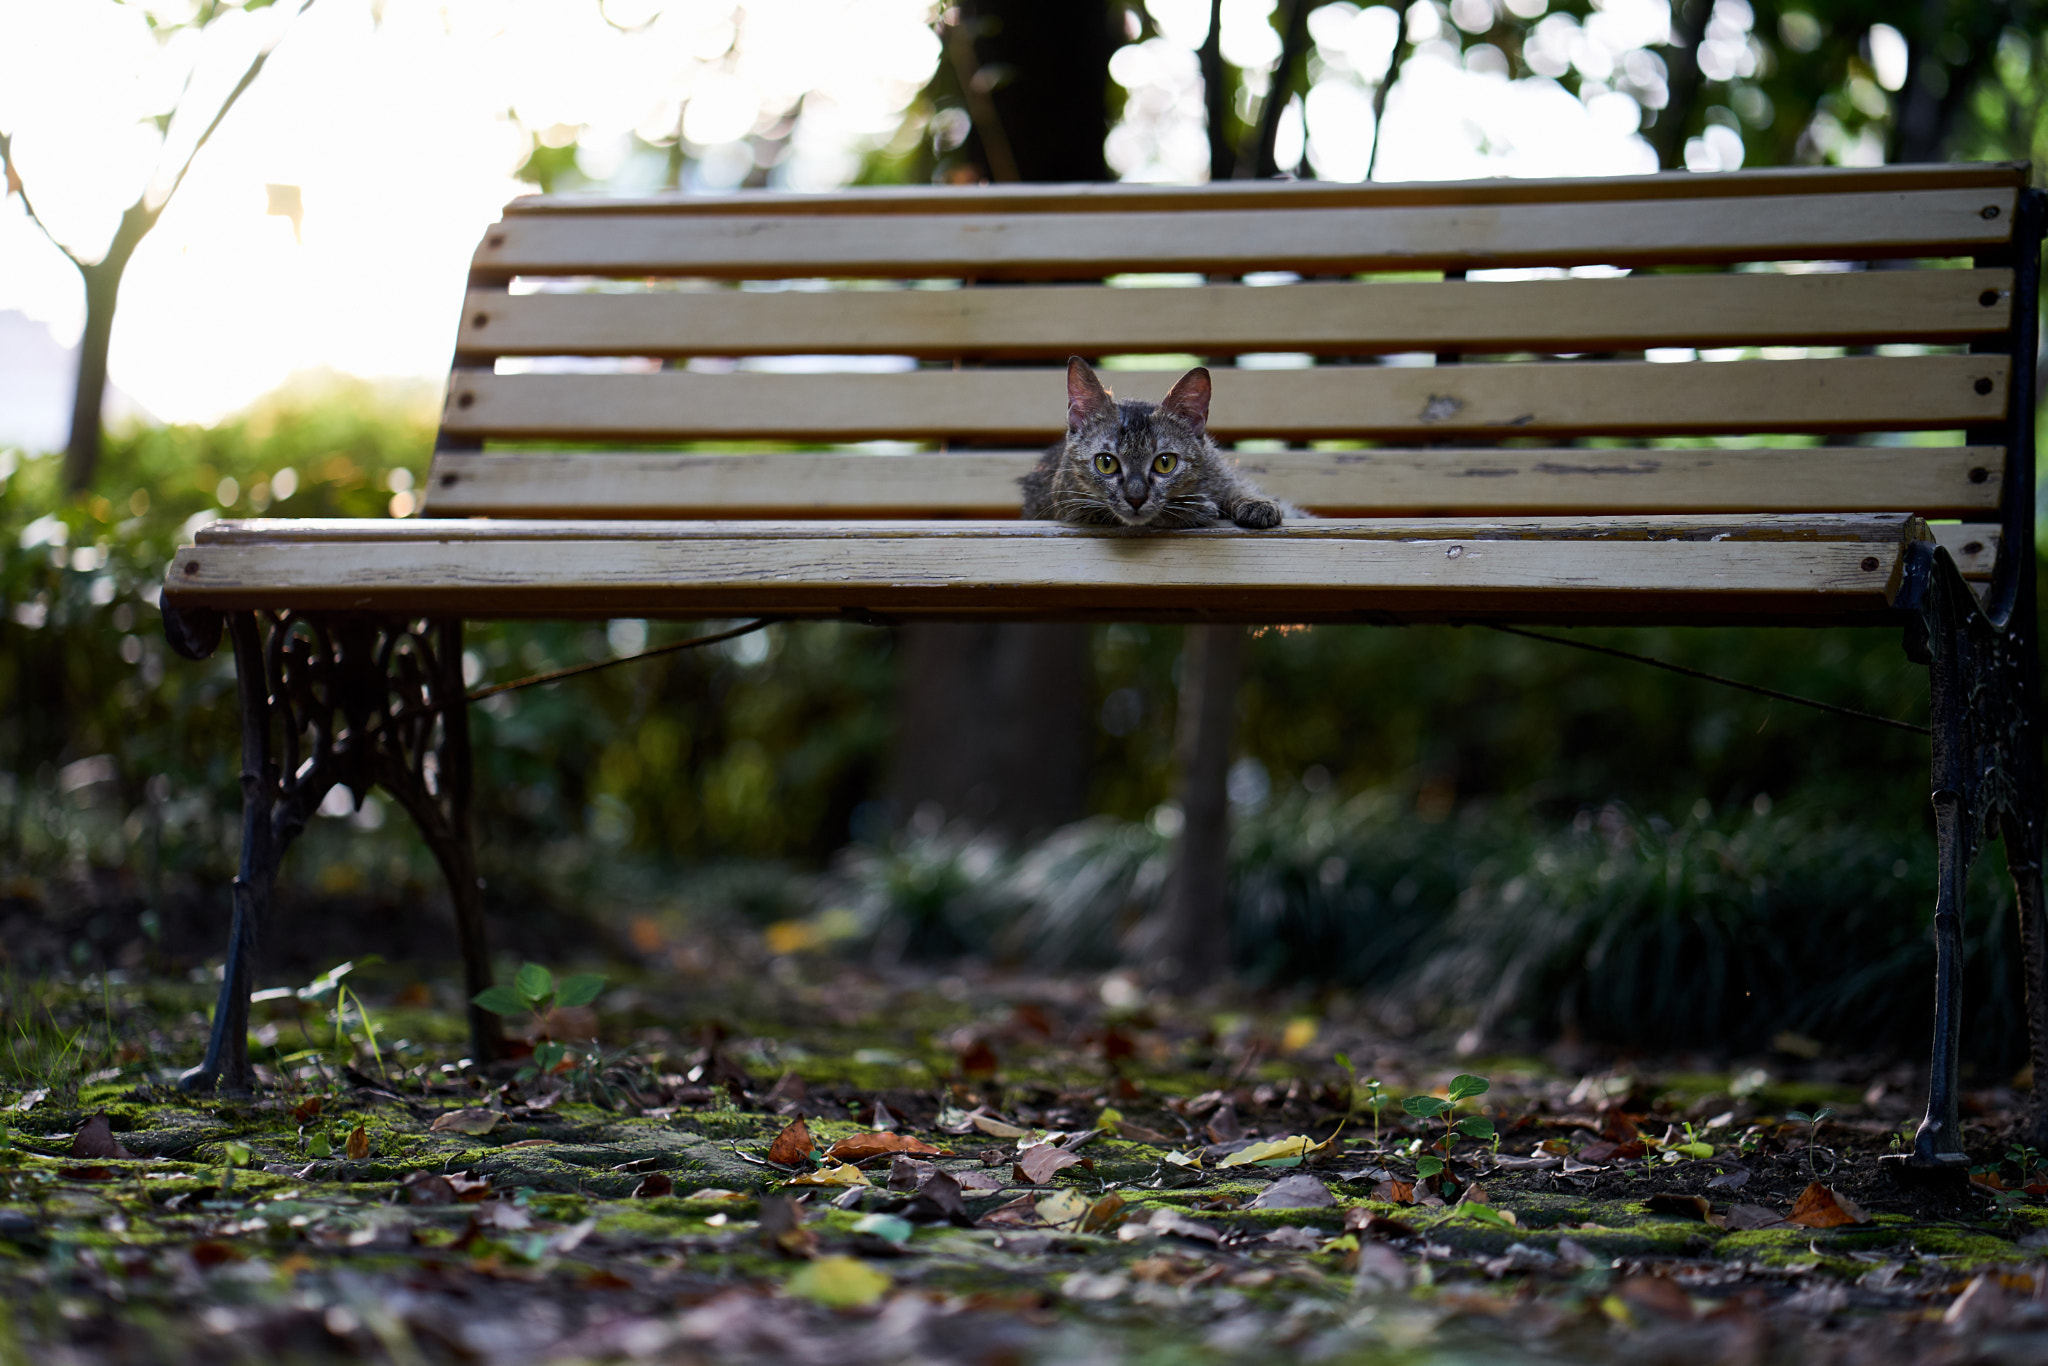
(1122, 478, 1147, 508)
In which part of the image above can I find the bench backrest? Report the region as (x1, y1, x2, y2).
(423, 163, 2038, 594)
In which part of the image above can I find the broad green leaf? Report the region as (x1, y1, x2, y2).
(1674, 1141, 1713, 1159)
(1455, 1116, 1496, 1141)
(1415, 1155, 1445, 1178)
(1334, 1052, 1352, 1072)
(1447, 1074, 1491, 1102)
(1402, 1095, 1450, 1118)
(555, 973, 607, 1009)
(471, 986, 525, 1017)
(1462, 1203, 1516, 1228)
(786, 1255, 889, 1308)
(852, 1213, 915, 1244)
(513, 963, 554, 1009)
(1785, 1110, 1811, 1124)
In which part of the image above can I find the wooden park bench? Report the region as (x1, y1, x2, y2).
(162, 163, 2044, 1165)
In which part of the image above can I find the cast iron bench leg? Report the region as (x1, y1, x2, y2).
(163, 605, 503, 1091)
(1902, 542, 2048, 1164)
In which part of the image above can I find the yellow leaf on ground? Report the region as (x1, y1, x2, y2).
(429, 1108, 499, 1135)
(1281, 1017, 1318, 1054)
(345, 1126, 369, 1160)
(1218, 1135, 1330, 1168)
(785, 1255, 890, 1309)
(1035, 1189, 1092, 1229)
(784, 1160, 870, 1188)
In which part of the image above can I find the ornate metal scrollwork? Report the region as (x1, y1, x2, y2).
(1896, 541, 2048, 1162)
(175, 609, 500, 1092)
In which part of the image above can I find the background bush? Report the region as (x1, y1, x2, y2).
(0, 381, 2036, 1073)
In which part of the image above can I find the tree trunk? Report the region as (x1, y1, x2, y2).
(1200, 0, 1236, 181)
(958, 0, 1116, 182)
(1645, 0, 1707, 171)
(1244, 0, 1315, 178)
(64, 202, 151, 492)
(892, 1, 1112, 841)
(1154, 624, 1244, 987)
(890, 623, 1090, 837)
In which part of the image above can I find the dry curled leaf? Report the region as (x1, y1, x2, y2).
(784, 1159, 869, 1188)
(1343, 1207, 1418, 1240)
(403, 1173, 457, 1205)
(632, 1173, 674, 1198)
(1722, 1203, 1786, 1230)
(429, 1108, 500, 1136)
(344, 1126, 370, 1160)
(1645, 1193, 1722, 1227)
(824, 1131, 949, 1164)
(292, 1097, 324, 1125)
(70, 1114, 135, 1161)
(1014, 1142, 1086, 1185)
(766, 1117, 817, 1167)
(1248, 1174, 1335, 1210)
(758, 1195, 818, 1259)
(1786, 1182, 1868, 1228)
(1371, 1179, 1416, 1205)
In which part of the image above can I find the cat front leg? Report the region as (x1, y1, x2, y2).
(1224, 496, 1284, 529)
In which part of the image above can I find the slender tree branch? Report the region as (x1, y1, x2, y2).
(1365, 30, 1408, 181)
(151, 0, 318, 215)
(1243, 0, 1316, 178)
(1200, 0, 1235, 181)
(0, 129, 85, 268)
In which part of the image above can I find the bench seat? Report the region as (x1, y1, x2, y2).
(171, 514, 1983, 624)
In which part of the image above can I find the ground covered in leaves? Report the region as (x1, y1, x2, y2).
(7, 953, 2048, 1365)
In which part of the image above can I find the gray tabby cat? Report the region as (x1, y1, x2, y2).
(1019, 358, 1288, 529)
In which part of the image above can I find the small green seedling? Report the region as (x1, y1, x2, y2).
(299, 961, 387, 1081)
(1783, 1106, 1834, 1179)
(473, 963, 608, 1082)
(1402, 1073, 1493, 1180)
(1334, 1052, 1392, 1151)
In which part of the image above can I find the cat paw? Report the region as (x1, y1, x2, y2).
(1232, 499, 1284, 529)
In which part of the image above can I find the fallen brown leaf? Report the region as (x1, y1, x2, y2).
(1722, 1203, 1785, 1230)
(1343, 1208, 1418, 1240)
(1645, 1192, 1722, 1226)
(758, 1195, 817, 1258)
(977, 1194, 1041, 1227)
(632, 1173, 673, 1198)
(1247, 1174, 1335, 1210)
(403, 1173, 457, 1205)
(1616, 1273, 1694, 1322)
(904, 1169, 970, 1224)
(824, 1131, 949, 1164)
(344, 1126, 370, 1160)
(292, 1097, 323, 1125)
(888, 1155, 936, 1191)
(957, 1038, 999, 1078)
(70, 1114, 134, 1161)
(766, 1117, 816, 1167)
(58, 1165, 115, 1181)
(1013, 1142, 1086, 1185)
(1372, 1179, 1416, 1205)
(1787, 1182, 1868, 1228)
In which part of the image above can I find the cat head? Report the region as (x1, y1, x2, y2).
(1062, 357, 1215, 527)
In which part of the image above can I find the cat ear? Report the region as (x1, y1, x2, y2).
(1066, 356, 1115, 427)
(1160, 367, 1211, 430)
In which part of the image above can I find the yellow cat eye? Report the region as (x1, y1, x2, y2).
(1152, 453, 1178, 474)
(1093, 453, 1118, 474)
